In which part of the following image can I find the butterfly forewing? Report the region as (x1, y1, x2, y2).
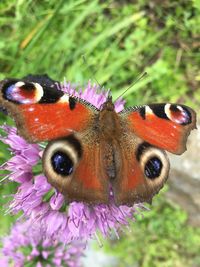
(120, 103, 196, 154)
(0, 76, 98, 142)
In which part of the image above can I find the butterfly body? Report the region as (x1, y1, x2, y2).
(0, 75, 197, 205)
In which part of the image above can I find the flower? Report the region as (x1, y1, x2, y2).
(0, 81, 147, 243)
(1, 219, 85, 267)
(56, 79, 125, 112)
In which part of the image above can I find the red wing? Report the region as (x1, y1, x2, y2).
(120, 103, 196, 155)
(0, 77, 98, 142)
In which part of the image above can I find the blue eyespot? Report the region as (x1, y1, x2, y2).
(4, 84, 16, 101)
(145, 157, 162, 179)
(51, 151, 73, 176)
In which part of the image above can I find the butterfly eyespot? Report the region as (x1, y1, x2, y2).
(51, 151, 74, 176)
(144, 157, 163, 179)
(2, 80, 43, 104)
(165, 104, 192, 125)
(136, 142, 170, 182)
(42, 135, 82, 194)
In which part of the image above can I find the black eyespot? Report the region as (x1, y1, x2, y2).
(145, 157, 162, 179)
(20, 82, 35, 91)
(51, 151, 74, 176)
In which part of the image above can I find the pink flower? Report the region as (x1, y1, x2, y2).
(1, 219, 85, 267)
(0, 81, 147, 243)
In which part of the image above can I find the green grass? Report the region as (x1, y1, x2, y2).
(103, 189, 200, 267)
(0, 1, 199, 107)
(0, 0, 199, 266)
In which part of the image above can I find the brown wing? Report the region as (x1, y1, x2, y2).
(42, 131, 109, 204)
(112, 132, 170, 205)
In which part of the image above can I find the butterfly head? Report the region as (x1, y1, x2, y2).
(101, 95, 115, 111)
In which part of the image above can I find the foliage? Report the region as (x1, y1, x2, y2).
(104, 191, 200, 267)
(0, 0, 199, 108)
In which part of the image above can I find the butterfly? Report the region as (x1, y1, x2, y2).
(0, 74, 197, 205)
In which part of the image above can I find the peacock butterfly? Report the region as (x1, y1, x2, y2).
(0, 74, 197, 205)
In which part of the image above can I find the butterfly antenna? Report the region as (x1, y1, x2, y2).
(114, 72, 147, 102)
(82, 55, 103, 89)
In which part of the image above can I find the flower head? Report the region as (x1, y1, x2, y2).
(0, 81, 147, 243)
(1, 219, 85, 267)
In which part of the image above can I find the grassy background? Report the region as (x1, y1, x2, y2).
(0, 1, 200, 266)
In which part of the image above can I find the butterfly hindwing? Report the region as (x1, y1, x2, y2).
(42, 133, 109, 203)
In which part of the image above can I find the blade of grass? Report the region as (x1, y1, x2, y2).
(72, 11, 145, 60)
(10, 0, 66, 75)
(36, 0, 99, 69)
